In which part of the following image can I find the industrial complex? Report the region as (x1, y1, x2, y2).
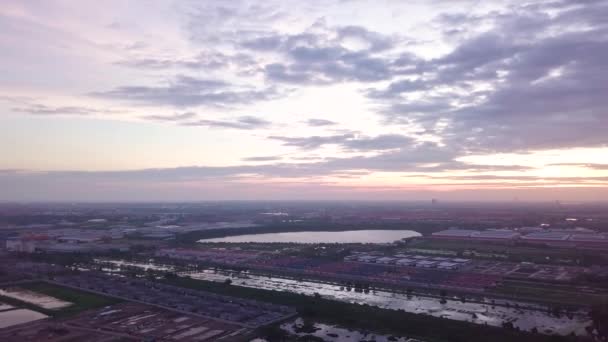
(431, 228, 608, 248)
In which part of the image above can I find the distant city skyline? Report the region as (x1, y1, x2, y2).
(1, 0, 607, 201)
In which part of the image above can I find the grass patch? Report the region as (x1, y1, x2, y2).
(492, 281, 603, 307)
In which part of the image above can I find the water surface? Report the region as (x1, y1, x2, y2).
(0, 302, 14, 311)
(200, 230, 421, 243)
(0, 309, 48, 328)
(0, 288, 72, 310)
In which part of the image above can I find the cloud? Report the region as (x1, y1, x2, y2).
(270, 133, 418, 152)
(141, 112, 197, 121)
(2, 0, 607, 202)
(266, 133, 482, 172)
(10, 103, 113, 116)
(92, 75, 278, 108)
(366, 79, 430, 99)
(181, 115, 271, 130)
(550, 163, 608, 170)
(422, 174, 608, 183)
(305, 118, 338, 126)
(238, 24, 401, 84)
(242, 156, 282, 162)
(372, 0, 608, 153)
(269, 133, 355, 150)
(342, 134, 413, 151)
(0, 153, 532, 185)
(114, 52, 257, 72)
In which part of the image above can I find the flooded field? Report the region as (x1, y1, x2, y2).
(0, 308, 48, 328)
(96, 259, 591, 336)
(0, 302, 14, 311)
(0, 287, 72, 310)
(282, 318, 424, 342)
(199, 230, 421, 243)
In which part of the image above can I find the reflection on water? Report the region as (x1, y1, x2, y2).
(0, 302, 15, 311)
(0, 288, 72, 310)
(0, 309, 48, 328)
(282, 317, 422, 342)
(199, 230, 421, 243)
(97, 259, 591, 336)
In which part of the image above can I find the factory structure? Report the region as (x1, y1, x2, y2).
(5, 228, 129, 253)
(431, 228, 608, 249)
(344, 252, 471, 270)
(156, 248, 261, 265)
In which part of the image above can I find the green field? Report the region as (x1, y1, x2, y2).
(1, 282, 120, 317)
(492, 280, 607, 307)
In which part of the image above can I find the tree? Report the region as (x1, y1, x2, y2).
(590, 301, 608, 339)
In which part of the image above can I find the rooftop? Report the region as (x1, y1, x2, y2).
(568, 234, 608, 242)
(432, 229, 478, 237)
(521, 232, 570, 241)
(473, 230, 520, 239)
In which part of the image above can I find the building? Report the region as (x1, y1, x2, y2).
(451, 258, 470, 263)
(431, 229, 520, 243)
(471, 230, 520, 242)
(375, 257, 396, 264)
(568, 234, 608, 249)
(56, 236, 102, 244)
(437, 261, 460, 270)
(357, 255, 379, 263)
(396, 258, 416, 266)
(431, 229, 478, 239)
(415, 260, 437, 268)
(520, 232, 572, 247)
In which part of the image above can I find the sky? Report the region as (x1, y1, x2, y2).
(1, 0, 607, 202)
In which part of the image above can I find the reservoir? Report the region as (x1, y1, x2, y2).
(199, 230, 421, 244)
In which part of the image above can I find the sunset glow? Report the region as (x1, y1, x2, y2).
(1, 0, 607, 201)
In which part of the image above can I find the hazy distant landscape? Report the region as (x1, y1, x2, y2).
(1, 201, 608, 341)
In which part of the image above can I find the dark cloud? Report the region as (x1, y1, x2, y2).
(0, 169, 23, 174)
(11, 104, 110, 116)
(0, 152, 532, 185)
(336, 25, 394, 52)
(269, 133, 355, 150)
(319, 143, 460, 172)
(269, 133, 457, 163)
(141, 112, 197, 122)
(115, 52, 257, 72)
(242, 156, 282, 162)
(181, 115, 271, 130)
(342, 134, 413, 151)
(585, 164, 608, 170)
(372, 0, 608, 153)
(423, 174, 608, 183)
(549, 163, 608, 170)
(241, 35, 284, 51)
(366, 79, 431, 99)
(92, 75, 278, 108)
(305, 118, 338, 127)
(238, 25, 400, 84)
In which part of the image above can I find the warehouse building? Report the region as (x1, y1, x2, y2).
(473, 230, 520, 241)
(568, 234, 608, 249)
(431, 229, 478, 239)
(520, 232, 572, 247)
